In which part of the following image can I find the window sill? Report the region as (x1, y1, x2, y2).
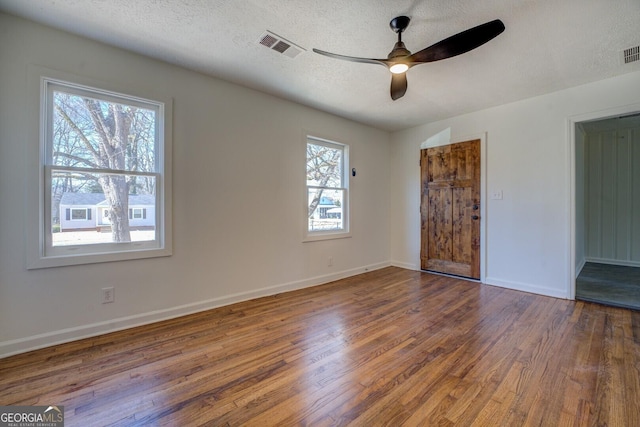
(303, 231, 352, 243)
(27, 246, 172, 269)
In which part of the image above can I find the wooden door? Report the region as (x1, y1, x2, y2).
(420, 139, 480, 279)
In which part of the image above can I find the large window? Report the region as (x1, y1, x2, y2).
(29, 75, 172, 268)
(305, 136, 349, 241)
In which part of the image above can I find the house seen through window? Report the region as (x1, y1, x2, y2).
(305, 136, 349, 240)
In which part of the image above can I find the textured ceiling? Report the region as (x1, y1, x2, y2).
(1, 0, 639, 131)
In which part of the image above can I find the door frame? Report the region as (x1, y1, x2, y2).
(420, 131, 487, 282)
(568, 102, 640, 300)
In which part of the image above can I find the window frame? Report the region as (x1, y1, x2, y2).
(27, 67, 172, 269)
(70, 208, 89, 221)
(303, 135, 351, 242)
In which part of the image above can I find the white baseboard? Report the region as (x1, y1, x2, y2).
(0, 261, 391, 359)
(484, 276, 569, 299)
(584, 257, 640, 268)
(390, 260, 419, 271)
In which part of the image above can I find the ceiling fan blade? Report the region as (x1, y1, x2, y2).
(390, 73, 407, 100)
(408, 19, 505, 63)
(312, 48, 389, 67)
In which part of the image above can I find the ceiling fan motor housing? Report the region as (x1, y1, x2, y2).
(388, 41, 411, 59)
(388, 16, 412, 69)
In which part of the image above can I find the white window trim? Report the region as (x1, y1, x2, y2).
(303, 135, 351, 242)
(26, 66, 173, 269)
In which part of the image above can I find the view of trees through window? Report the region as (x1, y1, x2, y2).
(50, 84, 159, 246)
(306, 138, 346, 233)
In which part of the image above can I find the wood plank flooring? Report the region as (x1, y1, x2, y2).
(1, 267, 639, 426)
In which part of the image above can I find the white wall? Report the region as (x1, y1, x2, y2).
(390, 70, 640, 299)
(0, 14, 391, 357)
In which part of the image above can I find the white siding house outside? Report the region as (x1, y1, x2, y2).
(59, 193, 155, 231)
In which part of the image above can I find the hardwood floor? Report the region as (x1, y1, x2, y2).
(1, 267, 639, 426)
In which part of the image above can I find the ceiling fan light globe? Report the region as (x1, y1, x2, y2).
(389, 63, 409, 74)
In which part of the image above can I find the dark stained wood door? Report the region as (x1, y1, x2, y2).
(421, 139, 480, 279)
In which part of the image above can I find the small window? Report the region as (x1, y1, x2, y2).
(70, 208, 89, 220)
(28, 73, 172, 268)
(304, 136, 350, 241)
(129, 208, 146, 220)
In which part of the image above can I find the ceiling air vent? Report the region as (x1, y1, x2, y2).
(258, 31, 305, 59)
(259, 33, 278, 48)
(620, 45, 640, 64)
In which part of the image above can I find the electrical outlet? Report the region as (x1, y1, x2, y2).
(490, 190, 503, 200)
(101, 287, 115, 304)
(328, 256, 333, 267)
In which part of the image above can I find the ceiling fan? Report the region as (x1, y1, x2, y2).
(313, 16, 505, 100)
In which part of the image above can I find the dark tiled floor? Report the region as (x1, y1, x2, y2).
(576, 262, 640, 310)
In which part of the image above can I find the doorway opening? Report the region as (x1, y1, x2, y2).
(574, 112, 640, 309)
